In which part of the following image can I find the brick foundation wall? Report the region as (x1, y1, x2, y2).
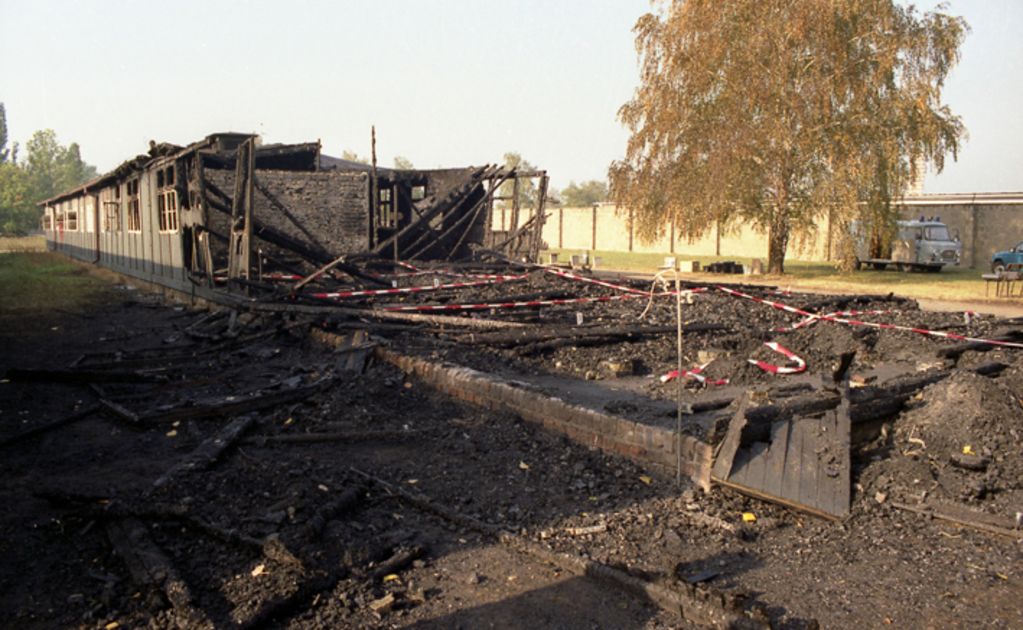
(368, 344, 713, 489)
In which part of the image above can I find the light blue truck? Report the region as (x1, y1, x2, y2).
(991, 241, 1023, 274)
(853, 219, 962, 272)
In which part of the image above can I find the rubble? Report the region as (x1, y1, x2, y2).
(1, 254, 1022, 627)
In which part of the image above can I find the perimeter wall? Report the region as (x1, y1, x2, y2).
(538, 193, 1023, 269)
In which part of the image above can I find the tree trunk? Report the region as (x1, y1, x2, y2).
(767, 212, 789, 274)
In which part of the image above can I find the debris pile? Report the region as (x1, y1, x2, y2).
(863, 370, 1023, 510)
(2, 259, 1022, 628)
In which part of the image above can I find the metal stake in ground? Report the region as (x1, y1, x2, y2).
(675, 271, 684, 488)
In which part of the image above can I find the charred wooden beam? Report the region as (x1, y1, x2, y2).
(290, 306, 526, 329)
(244, 429, 424, 446)
(936, 330, 1023, 359)
(136, 379, 332, 425)
(371, 165, 497, 258)
(228, 138, 255, 282)
(301, 482, 367, 541)
(892, 502, 1023, 539)
(458, 322, 729, 347)
(105, 518, 213, 628)
(0, 405, 101, 448)
(153, 415, 256, 489)
(799, 293, 913, 313)
(529, 174, 549, 262)
(406, 192, 489, 260)
(2, 368, 165, 384)
(99, 397, 142, 424)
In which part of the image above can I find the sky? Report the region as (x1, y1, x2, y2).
(1, 0, 1021, 194)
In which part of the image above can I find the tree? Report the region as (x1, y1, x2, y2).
(609, 0, 966, 273)
(0, 162, 32, 234)
(340, 150, 368, 164)
(498, 152, 539, 210)
(561, 180, 608, 207)
(0, 103, 10, 163)
(393, 155, 414, 170)
(0, 125, 98, 234)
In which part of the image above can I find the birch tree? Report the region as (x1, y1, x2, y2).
(609, 0, 966, 273)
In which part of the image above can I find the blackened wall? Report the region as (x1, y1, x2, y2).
(204, 168, 370, 259)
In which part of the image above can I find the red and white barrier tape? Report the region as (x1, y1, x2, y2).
(263, 273, 304, 282)
(717, 285, 1023, 350)
(379, 269, 523, 281)
(311, 275, 526, 300)
(659, 362, 730, 386)
(774, 309, 894, 332)
(748, 341, 807, 374)
(543, 267, 652, 296)
(382, 261, 525, 281)
(379, 292, 648, 312)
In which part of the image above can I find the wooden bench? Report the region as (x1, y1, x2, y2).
(983, 269, 1022, 297)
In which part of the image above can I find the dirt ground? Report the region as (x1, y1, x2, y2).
(2, 265, 1022, 629)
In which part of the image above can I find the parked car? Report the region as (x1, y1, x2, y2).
(991, 241, 1023, 273)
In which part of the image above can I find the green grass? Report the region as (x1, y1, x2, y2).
(544, 248, 1014, 303)
(0, 235, 46, 253)
(0, 252, 112, 322)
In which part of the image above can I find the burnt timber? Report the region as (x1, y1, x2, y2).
(41, 132, 550, 295)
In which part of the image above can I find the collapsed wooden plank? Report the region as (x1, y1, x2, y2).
(227, 137, 255, 282)
(710, 393, 752, 481)
(105, 518, 213, 628)
(301, 483, 367, 541)
(99, 397, 141, 424)
(936, 329, 1023, 359)
(330, 329, 375, 372)
(892, 502, 1023, 540)
(78, 320, 312, 371)
(239, 300, 527, 329)
(0, 405, 101, 448)
(455, 322, 730, 348)
(153, 415, 256, 489)
(3, 368, 165, 384)
(125, 379, 331, 425)
(243, 429, 424, 446)
(714, 390, 852, 520)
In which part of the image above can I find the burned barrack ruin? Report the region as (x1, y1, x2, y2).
(21, 132, 1023, 627)
(41, 132, 550, 296)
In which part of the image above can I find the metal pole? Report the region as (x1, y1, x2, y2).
(371, 126, 378, 248)
(675, 271, 684, 487)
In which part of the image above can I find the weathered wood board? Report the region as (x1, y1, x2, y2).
(713, 395, 850, 520)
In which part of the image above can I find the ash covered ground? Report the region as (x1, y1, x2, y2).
(1, 266, 1022, 629)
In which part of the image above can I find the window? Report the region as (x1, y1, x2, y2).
(411, 185, 426, 201)
(376, 187, 396, 229)
(66, 201, 78, 231)
(103, 184, 121, 232)
(103, 202, 121, 232)
(158, 190, 179, 232)
(55, 205, 65, 231)
(126, 179, 141, 232)
(924, 226, 950, 241)
(157, 167, 178, 233)
(42, 210, 52, 231)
